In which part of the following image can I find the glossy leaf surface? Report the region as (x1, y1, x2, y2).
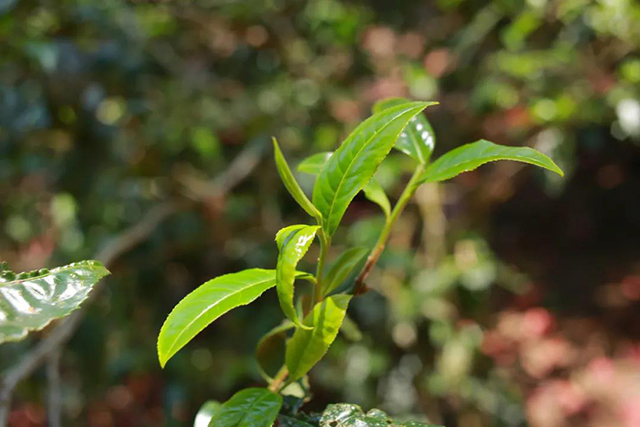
(285, 294, 351, 381)
(312, 101, 434, 236)
(209, 388, 282, 427)
(362, 179, 391, 218)
(373, 97, 437, 163)
(322, 247, 368, 296)
(297, 152, 333, 175)
(273, 138, 323, 223)
(419, 139, 564, 184)
(276, 225, 319, 329)
(0, 260, 109, 343)
(320, 404, 442, 427)
(158, 269, 278, 367)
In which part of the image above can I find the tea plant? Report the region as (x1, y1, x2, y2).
(157, 98, 563, 426)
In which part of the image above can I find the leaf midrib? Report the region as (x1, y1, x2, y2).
(164, 276, 275, 357)
(233, 392, 276, 427)
(322, 105, 420, 230)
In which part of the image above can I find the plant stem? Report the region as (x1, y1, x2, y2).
(268, 366, 289, 392)
(313, 231, 330, 305)
(353, 164, 425, 295)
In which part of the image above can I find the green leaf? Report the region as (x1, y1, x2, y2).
(362, 179, 391, 218)
(285, 294, 351, 381)
(312, 101, 435, 236)
(276, 225, 320, 330)
(209, 388, 283, 427)
(322, 247, 368, 296)
(256, 321, 295, 381)
(194, 401, 221, 427)
(419, 139, 564, 184)
(320, 404, 442, 427)
(373, 97, 437, 164)
(158, 269, 278, 367)
(297, 152, 333, 175)
(273, 138, 323, 223)
(277, 415, 316, 427)
(0, 260, 109, 344)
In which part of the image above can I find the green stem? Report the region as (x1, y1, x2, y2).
(313, 230, 330, 306)
(353, 164, 425, 295)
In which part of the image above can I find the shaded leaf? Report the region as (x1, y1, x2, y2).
(158, 269, 278, 367)
(256, 321, 295, 381)
(373, 97, 437, 163)
(276, 225, 319, 329)
(278, 415, 316, 427)
(209, 388, 282, 427)
(312, 101, 435, 236)
(194, 401, 221, 427)
(419, 139, 564, 184)
(322, 247, 368, 296)
(286, 294, 351, 381)
(0, 260, 109, 344)
(298, 152, 333, 175)
(273, 138, 323, 223)
(362, 179, 391, 218)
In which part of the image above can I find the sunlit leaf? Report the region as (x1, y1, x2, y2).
(312, 102, 435, 236)
(419, 139, 564, 184)
(0, 260, 110, 344)
(285, 294, 351, 381)
(273, 138, 323, 223)
(373, 97, 437, 164)
(158, 269, 278, 367)
(276, 225, 319, 329)
(362, 179, 391, 218)
(322, 247, 368, 296)
(209, 388, 282, 427)
(297, 152, 333, 175)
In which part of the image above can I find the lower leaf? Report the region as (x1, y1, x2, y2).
(209, 388, 282, 427)
(285, 294, 352, 381)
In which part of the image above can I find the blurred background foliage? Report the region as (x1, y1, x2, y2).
(1, 0, 639, 426)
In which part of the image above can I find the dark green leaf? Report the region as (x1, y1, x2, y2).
(322, 247, 368, 296)
(320, 404, 442, 427)
(256, 321, 295, 381)
(278, 415, 316, 427)
(312, 102, 435, 236)
(373, 97, 437, 163)
(273, 138, 323, 223)
(0, 260, 109, 344)
(298, 152, 333, 175)
(194, 401, 221, 427)
(209, 388, 282, 427)
(362, 179, 391, 218)
(276, 225, 319, 329)
(285, 294, 351, 381)
(419, 139, 564, 184)
(158, 269, 278, 367)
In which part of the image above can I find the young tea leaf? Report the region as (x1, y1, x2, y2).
(285, 294, 351, 381)
(419, 139, 564, 184)
(373, 97, 437, 164)
(209, 388, 283, 427)
(322, 247, 369, 296)
(297, 152, 333, 175)
(312, 101, 435, 236)
(0, 260, 110, 344)
(158, 269, 278, 367)
(273, 138, 323, 224)
(276, 225, 319, 329)
(362, 179, 391, 218)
